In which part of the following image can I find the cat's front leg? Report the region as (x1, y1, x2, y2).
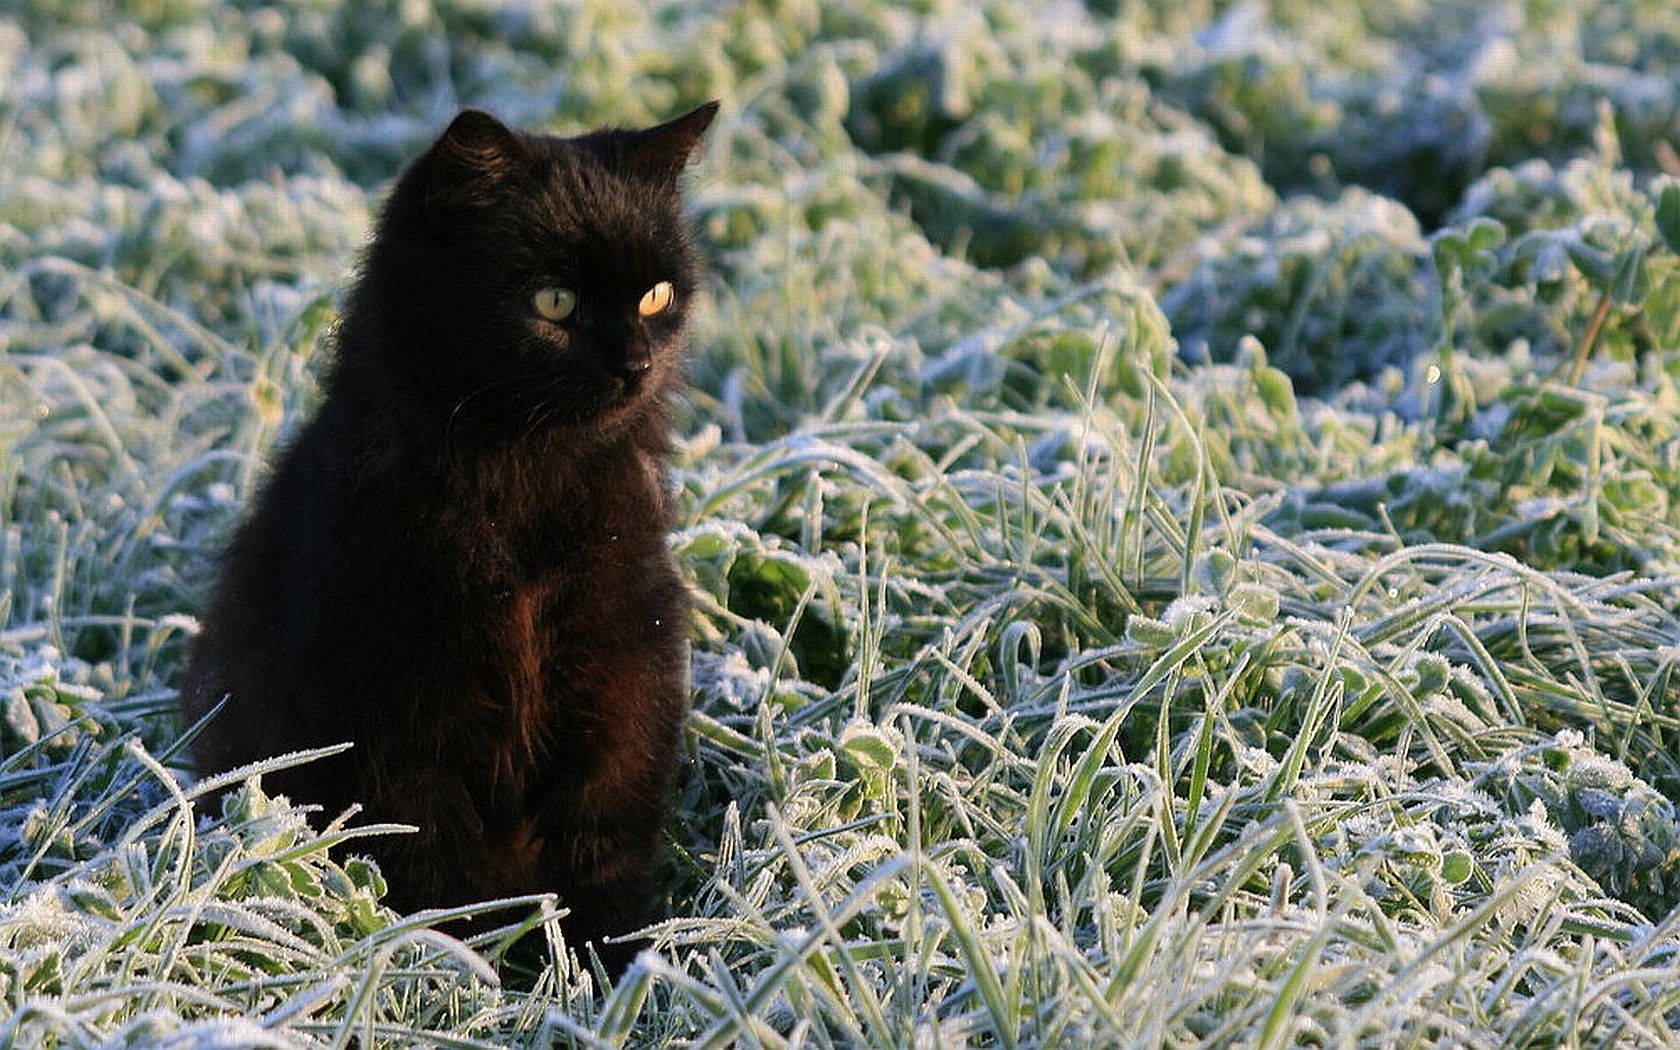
(539, 801, 666, 976)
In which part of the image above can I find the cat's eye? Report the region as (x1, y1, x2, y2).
(638, 281, 675, 317)
(532, 287, 577, 321)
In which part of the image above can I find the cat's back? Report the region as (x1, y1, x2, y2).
(181, 398, 391, 771)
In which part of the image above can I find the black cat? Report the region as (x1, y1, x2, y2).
(182, 102, 718, 975)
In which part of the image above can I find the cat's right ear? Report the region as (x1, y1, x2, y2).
(624, 101, 720, 182)
(424, 110, 530, 217)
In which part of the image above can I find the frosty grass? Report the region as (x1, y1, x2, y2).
(5, 1, 1680, 1045)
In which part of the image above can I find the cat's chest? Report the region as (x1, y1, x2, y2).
(462, 517, 669, 672)
(430, 446, 664, 595)
(465, 519, 642, 608)
(421, 453, 675, 711)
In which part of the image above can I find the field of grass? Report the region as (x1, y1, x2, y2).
(6, 0, 1680, 1045)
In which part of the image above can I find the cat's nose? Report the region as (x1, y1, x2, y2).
(614, 354, 653, 382)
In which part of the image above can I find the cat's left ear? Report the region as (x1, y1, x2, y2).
(626, 101, 720, 181)
(425, 109, 532, 215)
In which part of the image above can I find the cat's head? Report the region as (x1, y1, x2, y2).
(361, 103, 718, 440)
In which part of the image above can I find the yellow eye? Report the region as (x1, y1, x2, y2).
(532, 287, 576, 321)
(638, 281, 675, 317)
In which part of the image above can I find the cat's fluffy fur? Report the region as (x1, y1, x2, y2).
(183, 103, 717, 973)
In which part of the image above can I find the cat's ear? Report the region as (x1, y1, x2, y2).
(625, 101, 719, 181)
(425, 109, 530, 211)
